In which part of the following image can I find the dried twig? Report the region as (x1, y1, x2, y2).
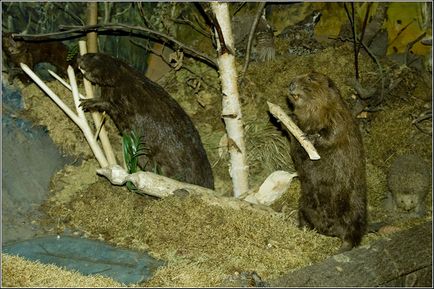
(405, 32, 427, 66)
(240, 2, 267, 82)
(171, 17, 211, 38)
(20, 63, 109, 167)
(344, 2, 359, 80)
(12, 23, 218, 69)
(52, 2, 85, 26)
(267, 101, 320, 160)
(136, 2, 150, 27)
(412, 110, 432, 135)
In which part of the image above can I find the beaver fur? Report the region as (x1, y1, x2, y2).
(386, 154, 431, 216)
(288, 71, 367, 252)
(78, 53, 214, 189)
(2, 32, 74, 83)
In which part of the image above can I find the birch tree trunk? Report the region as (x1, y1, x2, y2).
(211, 2, 249, 198)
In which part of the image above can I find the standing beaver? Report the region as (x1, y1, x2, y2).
(288, 71, 367, 252)
(78, 53, 214, 189)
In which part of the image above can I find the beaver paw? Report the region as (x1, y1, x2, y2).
(79, 98, 111, 112)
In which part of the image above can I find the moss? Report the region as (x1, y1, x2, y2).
(1, 254, 125, 287)
(43, 180, 340, 287)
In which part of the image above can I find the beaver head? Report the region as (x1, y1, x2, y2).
(288, 71, 344, 130)
(78, 53, 136, 86)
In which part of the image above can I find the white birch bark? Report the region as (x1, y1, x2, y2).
(211, 2, 249, 198)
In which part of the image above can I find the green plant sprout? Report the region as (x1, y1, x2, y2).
(122, 130, 149, 194)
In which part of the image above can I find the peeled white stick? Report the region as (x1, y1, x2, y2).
(49, 68, 109, 141)
(97, 165, 215, 198)
(20, 63, 108, 167)
(267, 101, 321, 160)
(97, 165, 276, 214)
(48, 70, 87, 99)
(21, 63, 81, 125)
(68, 66, 109, 167)
(78, 40, 117, 166)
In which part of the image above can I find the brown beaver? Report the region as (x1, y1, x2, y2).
(78, 53, 214, 189)
(2, 32, 75, 83)
(287, 71, 367, 252)
(386, 154, 431, 217)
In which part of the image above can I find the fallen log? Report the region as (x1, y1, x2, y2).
(268, 221, 432, 287)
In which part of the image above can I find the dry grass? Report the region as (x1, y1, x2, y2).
(43, 180, 341, 287)
(1, 254, 125, 287)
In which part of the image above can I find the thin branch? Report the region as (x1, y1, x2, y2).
(344, 3, 359, 80)
(240, 2, 267, 82)
(388, 20, 414, 47)
(171, 17, 211, 38)
(136, 2, 150, 27)
(192, 13, 211, 34)
(357, 3, 372, 58)
(12, 23, 218, 69)
(112, 3, 132, 18)
(412, 110, 432, 135)
(233, 2, 247, 16)
(405, 32, 427, 66)
(52, 2, 85, 26)
(197, 2, 230, 55)
(130, 39, 220, 92)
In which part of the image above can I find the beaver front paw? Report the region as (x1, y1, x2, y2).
(79, 98, 112, 112)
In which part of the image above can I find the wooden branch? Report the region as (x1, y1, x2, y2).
(171, 17, 211, 38)
(268, 221, 432, 287)
(78, 40, 117, 166)
(20, 63, 109, 168)
(241, 2, 267, 81)
(267, 101, 320, 160)
(52, 2, 85, 26)
(97, 165, 276, 214)
(12, 23, 218, 69)
(199, 2, 231, 56)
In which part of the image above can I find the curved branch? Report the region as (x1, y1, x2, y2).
(240, 2, 267, 82)
(12, 23, 218, 69)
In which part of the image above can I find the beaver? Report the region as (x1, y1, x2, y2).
(386, 154, 431, 217)
(78, 53, 214, 189)
(287, 71, 367, 252)
(2, 32, 75, 83)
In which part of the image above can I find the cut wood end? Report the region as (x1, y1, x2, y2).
(308, 152, 321, 160)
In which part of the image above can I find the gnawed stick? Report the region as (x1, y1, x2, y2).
(267, 101, 320, 160)
(97, 164, 276, 213)
(78, 40, 117, 165)
(20, 63, 109, 167)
